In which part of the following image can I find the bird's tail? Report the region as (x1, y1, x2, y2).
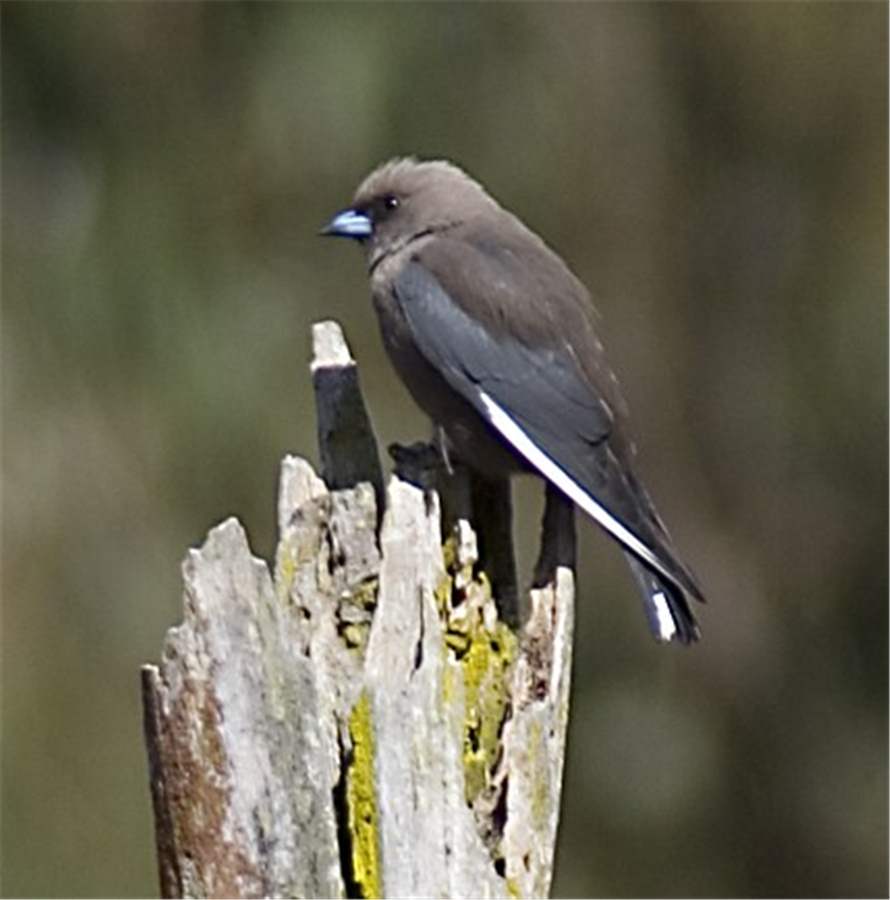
(624, 552, 701, 644)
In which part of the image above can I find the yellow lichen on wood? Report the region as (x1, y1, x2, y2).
(434, 572, 453, 617)
(338, 577, 379, 651)
(350, 577, 379, 611)
(341, 622, 368, 649)
(459, 616, 516, 803)
(438, 533, 518, 807)
(528, 720, 550, 827)
(347, 691, 381, 899)
(441, 533, 458, 573)
(275, 545, 297, 598)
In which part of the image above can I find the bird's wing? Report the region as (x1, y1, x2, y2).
(392, 250, 703, 604)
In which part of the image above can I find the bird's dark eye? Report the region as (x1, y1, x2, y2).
(383, 194, 399, 211)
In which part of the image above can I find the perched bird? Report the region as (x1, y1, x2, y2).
(322, 158, 704, 643)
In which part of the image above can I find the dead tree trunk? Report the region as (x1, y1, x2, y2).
(141, 321, 576, 899)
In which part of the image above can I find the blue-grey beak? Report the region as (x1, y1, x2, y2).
(320, 208, 373, 239)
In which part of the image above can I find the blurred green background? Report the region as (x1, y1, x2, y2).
(3, 3, 887, 897)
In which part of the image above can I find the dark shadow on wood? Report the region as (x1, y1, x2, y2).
(313, 364, 384, 518)
(141, 666, 181, 900)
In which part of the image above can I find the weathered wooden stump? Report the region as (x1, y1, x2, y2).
(141, 320, 576, 899)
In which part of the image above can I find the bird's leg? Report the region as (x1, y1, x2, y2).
(436, 461, 473, 536)
(532, 482, 577, 588)
(428, 425, 474, 538)
(432, 424, 454, 476)
(470, 472, 521, 627)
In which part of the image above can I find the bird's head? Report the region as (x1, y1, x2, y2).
(321, 157, 496, 266)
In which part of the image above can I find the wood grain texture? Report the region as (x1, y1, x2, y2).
(142, 320, 575, 898)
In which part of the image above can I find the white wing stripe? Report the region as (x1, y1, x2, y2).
(477, 388, 668, 580)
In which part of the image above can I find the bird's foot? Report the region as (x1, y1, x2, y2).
(387, 441, 448, 493)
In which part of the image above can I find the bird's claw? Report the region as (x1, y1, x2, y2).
(388, 441, 447, 490)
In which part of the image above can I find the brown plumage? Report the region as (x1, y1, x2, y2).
(323, 157, 704, 643)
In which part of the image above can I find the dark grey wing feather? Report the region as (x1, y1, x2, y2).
(392, 258, 704, 610)
(394, 261, 609, 435)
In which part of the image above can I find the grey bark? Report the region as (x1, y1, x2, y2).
(142, 320, 575, 899)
